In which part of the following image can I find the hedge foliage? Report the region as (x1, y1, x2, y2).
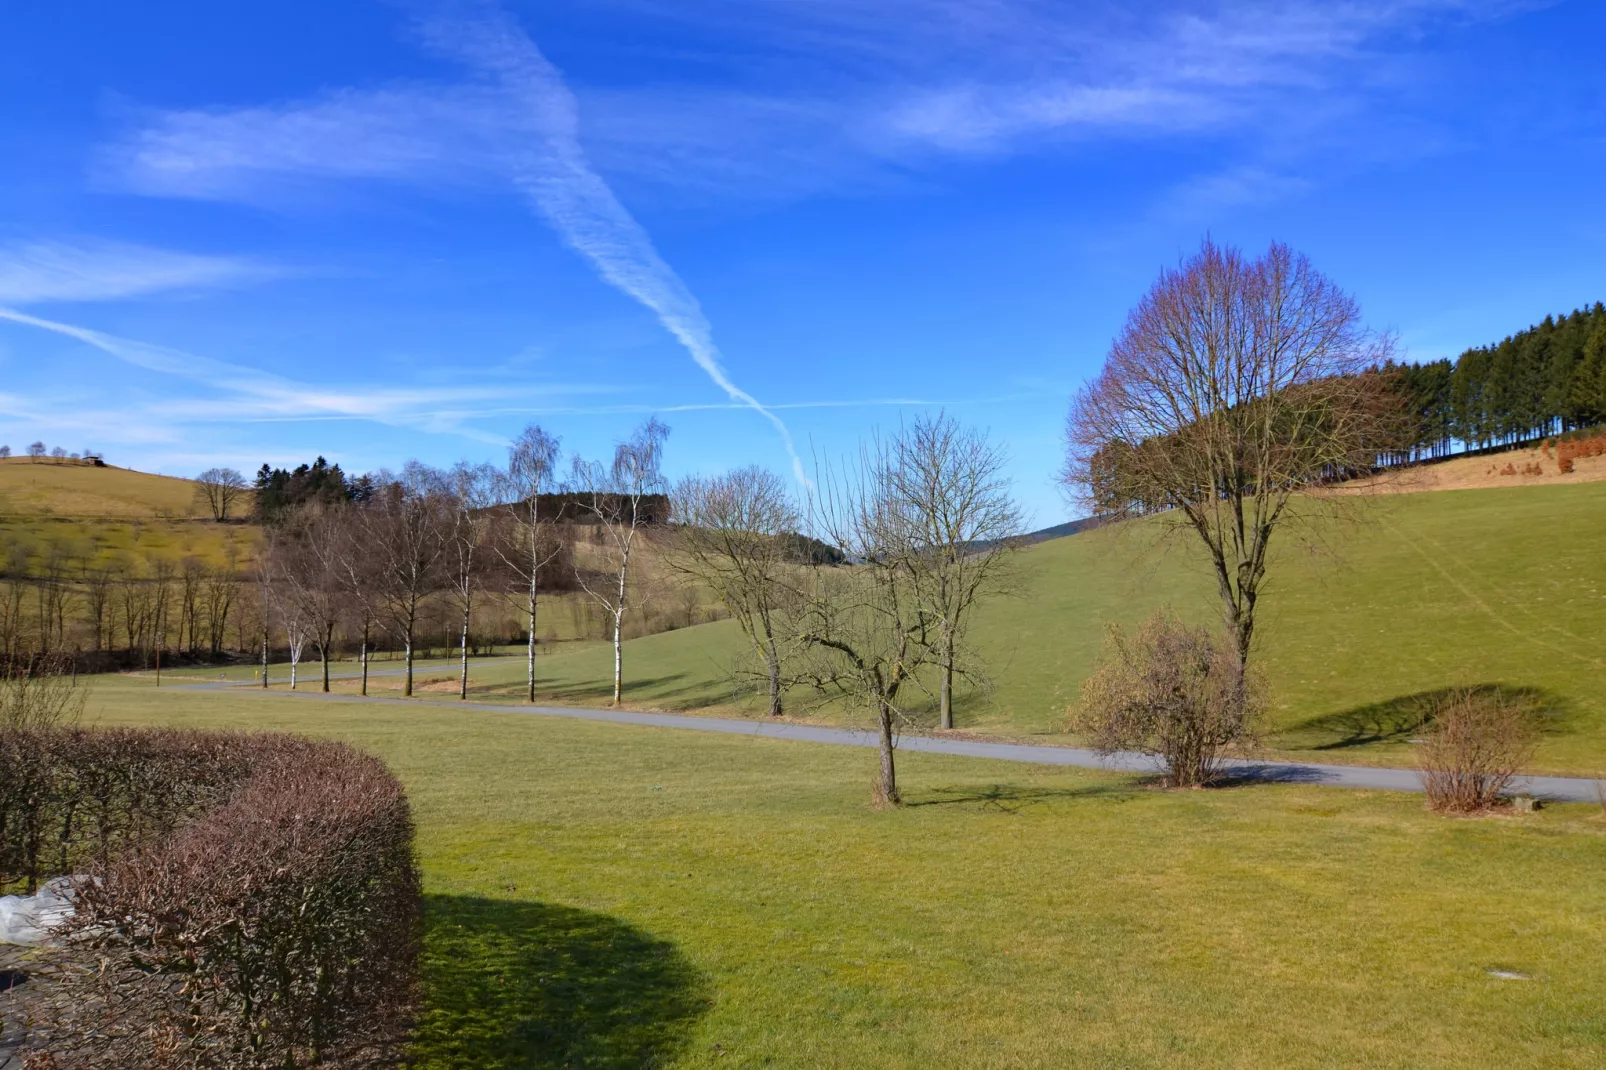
(1, 727, 419, 1068)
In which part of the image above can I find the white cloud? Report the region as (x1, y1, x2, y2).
(0, 307, 597, 444)
(102, 0, 1528, 211)
(405, 4, 808, 482)
(0, 240, 273, 305)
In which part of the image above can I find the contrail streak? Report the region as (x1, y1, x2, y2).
(413, 3, 809, 484)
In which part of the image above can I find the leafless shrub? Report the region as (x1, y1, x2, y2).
(0, 655, 85, 730)
(1418, 690, 1540, 813)
(1073, 611, 1262, 787)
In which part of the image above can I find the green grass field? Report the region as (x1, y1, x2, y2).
(83, 676, 1606, 1068)
(327, 482, 1606, 775)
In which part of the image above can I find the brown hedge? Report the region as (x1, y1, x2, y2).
(2, 728, 419, 1068)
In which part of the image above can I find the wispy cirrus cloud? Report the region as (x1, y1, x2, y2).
(102, 0, 1531, 214)
(0, 239, 275, 305)
(0, 307, 597, 443)
(106, 2, 810, 482)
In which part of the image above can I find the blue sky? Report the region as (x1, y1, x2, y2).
(1, 0, 1602, 525)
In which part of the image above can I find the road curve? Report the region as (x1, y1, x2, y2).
(190, 684, 1603, 804)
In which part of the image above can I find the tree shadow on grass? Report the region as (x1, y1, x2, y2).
(412, 895, 709, 1070)
(488, 673, 726, 707)
(906, 782, 1136, 813)
(1286, 683, 1569, 751)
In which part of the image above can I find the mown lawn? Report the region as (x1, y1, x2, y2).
(325, 481, 1606, 774)
(88, 676, 1606, 1068)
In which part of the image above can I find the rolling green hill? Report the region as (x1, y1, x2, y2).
(413, 482, 1606, 775)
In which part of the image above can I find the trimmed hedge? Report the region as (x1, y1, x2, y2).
(1, 728, 419, 1068)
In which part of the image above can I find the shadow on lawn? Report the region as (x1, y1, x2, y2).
(1287, 683, 1568, 751)
(907, 782, 1135, 813)
(478, 673, 727, 707)
(412, 895, 709, 1070)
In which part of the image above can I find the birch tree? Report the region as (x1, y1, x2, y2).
(273, 505, 348, 692)
(889, 413, 1023, 729)
(355, 464, 450, 697)
(570, 418, 669, 706)
(496, 425, 562, 703)
(446, 462, 497, 700)
(671, 466, 800, 716)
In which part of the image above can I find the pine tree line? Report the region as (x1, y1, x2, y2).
(1385, 302, 1606, 459)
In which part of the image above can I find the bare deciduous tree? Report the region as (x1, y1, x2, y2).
(194, 468, 248, 522)
(671, 467, 801, 717)
(1065, 238, 1400, 671)
(570, 418, 670, 706)
(797, 440, 943, 807)
(497, 425, 562, 703)
(446, 462, 497, 700)
(889, 413, 1024, 729)
(271, 506, 348, 692)
(355, 464, 450, 697)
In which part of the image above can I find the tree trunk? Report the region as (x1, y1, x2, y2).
(939, 627, 955, 730)
(260, 632, 269, 689)
(611, 609, 623, 706)
(526, 577, 538, 704)
(289, 652, 298, 690)
(459, 601, 470, 701)
(321, 642, 331, 693)
(360, 628, 369, 697)
(876, 702, 900, 806)
(404, 630, 414, 698)
(765, 646, 783, 718)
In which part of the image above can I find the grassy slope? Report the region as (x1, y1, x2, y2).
(392, 482, 1606, 774)
(0, 458, 213, 518)
(86, 678, 1606, 1069)
(0, 459, 257, 569)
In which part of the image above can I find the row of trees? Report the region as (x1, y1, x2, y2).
(1386, 302, 1606, 458)
(0, 442, 101, 462)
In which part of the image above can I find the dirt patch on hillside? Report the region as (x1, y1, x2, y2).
(1350, 442, 1606, 494)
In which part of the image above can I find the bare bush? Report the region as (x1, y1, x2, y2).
(0, 655, 85, 730)
(1073, 612, 1261, 787)
(1418, 690, 1539, 812)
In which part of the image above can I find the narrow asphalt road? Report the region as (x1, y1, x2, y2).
(186, 682, 1604, 804)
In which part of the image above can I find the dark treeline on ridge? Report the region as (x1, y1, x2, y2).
(1387, 302, 1606, 459)
(253, 457, 374, 524)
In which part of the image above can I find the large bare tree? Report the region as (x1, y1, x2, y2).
(194, 468, 248, 522)
(1065, 238, 1399, 671)
(570, 418, 669, 706)
(671, 466, 801, 717)
(889, 413, 1024, 729)
(497, 425, 562, 703)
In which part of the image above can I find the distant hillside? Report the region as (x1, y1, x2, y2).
(487, 479, 1606, 775)
(0, 457, 227, 519)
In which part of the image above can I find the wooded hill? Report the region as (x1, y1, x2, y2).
(1389, 302, 1606, 457)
